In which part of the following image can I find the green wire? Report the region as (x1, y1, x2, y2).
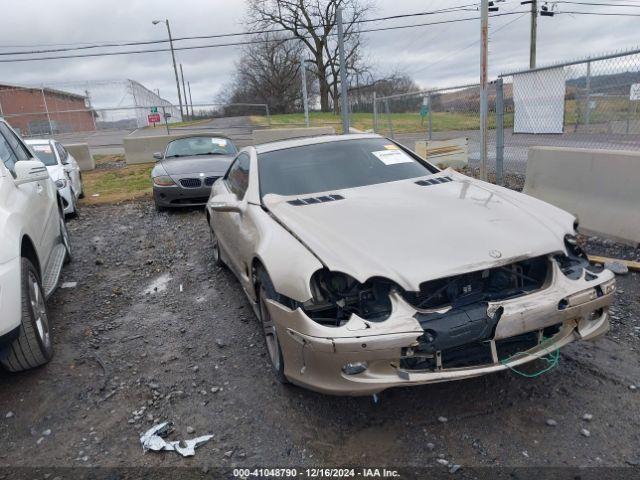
(499, 335, 560, 378)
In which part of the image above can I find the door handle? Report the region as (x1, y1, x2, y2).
(36, 183, 43, 194)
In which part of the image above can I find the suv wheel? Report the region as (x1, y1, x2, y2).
(0, 258, 54, 372)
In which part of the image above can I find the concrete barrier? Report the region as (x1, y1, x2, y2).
(252, 127, 335, 145)
(524, 146, 640, 245)
(415, 138, 468, 168)
(123, 133, 190, 165)
(63, 143, 94, 171)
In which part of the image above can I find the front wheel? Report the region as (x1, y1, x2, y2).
(209, 227, 225, 268)
(257, 270, 288, 384)
(59, 208, 72, 264)
(0, 258, 54, 372)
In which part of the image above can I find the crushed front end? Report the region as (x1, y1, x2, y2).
(266, 250, 615, 396)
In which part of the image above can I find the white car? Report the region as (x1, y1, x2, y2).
(0, 119, 72, 372)
(26, 139, 83, 216)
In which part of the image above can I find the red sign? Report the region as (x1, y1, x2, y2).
(148, 113, 161, 124)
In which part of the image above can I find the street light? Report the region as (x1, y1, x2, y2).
(152, 19, 184, 119)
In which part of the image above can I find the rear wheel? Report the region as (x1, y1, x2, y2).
(78, 174, 84, 199)
(256, 270, 288, 384)
(0, 258, 54, 372)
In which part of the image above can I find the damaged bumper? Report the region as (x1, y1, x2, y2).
(267, 261, 615, 396)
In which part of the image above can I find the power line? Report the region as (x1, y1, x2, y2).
(0, 11, 531, 63)
(0, 4, 483, 57)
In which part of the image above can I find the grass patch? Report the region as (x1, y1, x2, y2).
(253, 111, 515, 134)
(80, 163, 153, 205)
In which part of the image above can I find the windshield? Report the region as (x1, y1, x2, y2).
(30, 144, 58, 166)
(165, 136, 236, 158)
(258, 138, 437, 197)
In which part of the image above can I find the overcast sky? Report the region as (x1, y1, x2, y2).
(0, 0, 638, 107)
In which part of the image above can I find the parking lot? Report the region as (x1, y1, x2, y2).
(1, 198, 639, 472)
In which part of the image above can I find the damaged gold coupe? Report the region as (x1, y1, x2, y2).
(205, 134, 615, 396)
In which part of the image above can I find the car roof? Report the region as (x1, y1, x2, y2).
(25, 138, 53, 145)
(254, 133, 384, 154)
(168, 133, 233, 142)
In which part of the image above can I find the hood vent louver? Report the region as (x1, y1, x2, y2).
(415, 176, 453, 187)
(287, 194, 344, 206)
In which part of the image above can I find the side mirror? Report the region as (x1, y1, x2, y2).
(14, 160, 49, 186)
(208, 193, 243, 213)
(153, 152, 163, 160)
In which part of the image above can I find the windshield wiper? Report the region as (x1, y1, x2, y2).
(165, 154, 182, 158)
(194, 152, 226, 156)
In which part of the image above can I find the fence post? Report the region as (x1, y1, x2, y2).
(585, 60, 592, 126)
(384, 99, 394, 138)
(41, 88, 53, 135)
(372, 91, 378, 133)
(162, 106, 170, 135)
(265, 104, 271, 127)
(428, 92, 433, 141)
(495, 78, 505, 186)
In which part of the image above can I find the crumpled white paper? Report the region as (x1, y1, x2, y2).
(140, 422, 213, 457)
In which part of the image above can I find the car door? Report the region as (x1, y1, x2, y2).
(213, 152, 251, 279)
(0, 122, 57, 265)
(56, 142, 80, 197)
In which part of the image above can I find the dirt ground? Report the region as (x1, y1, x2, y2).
(1, 199, 639, 476)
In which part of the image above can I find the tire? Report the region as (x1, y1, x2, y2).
(59, 207, 72, 265)
(0, 258, 54, 372)
(256, 269, 288, 384)
(209, 226, 226, 268)
(78, 174, 85, 199)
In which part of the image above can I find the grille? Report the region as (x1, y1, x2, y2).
(179, 178, 202, 188)
(204, 176, 218, 187)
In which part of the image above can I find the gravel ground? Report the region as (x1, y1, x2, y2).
(1, 200, 639, 474)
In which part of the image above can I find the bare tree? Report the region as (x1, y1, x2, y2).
(220, 33, 304, 114)
(246, 0, 374, 112)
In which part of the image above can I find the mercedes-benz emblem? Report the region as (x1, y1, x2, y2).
(489, 249, 502, 259)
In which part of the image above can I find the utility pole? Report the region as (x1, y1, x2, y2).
(479, 0, 489, 181)
(530, 0, 537, 69)
(180, 63, 188, 120)
(336, 7, 350, 134)
(187, 81, 194, 119)
(152, 19, 184, 120)
(300, 49, 310, 128)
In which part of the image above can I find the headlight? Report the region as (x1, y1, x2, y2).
(304, 269, 395, 326)
(153, 175, 176, 186)
(54, 179, 67, 189)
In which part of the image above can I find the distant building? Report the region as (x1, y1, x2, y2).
(0, 83, 96, 135)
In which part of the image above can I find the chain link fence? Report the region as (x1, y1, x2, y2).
(369, 47, 640, 190)
(498, 47, 640, 188)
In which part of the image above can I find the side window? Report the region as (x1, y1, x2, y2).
(0, 122, 32, 162)
(225, 153, 250, 199)
(0, 130, 19, 176)
(55, 143, 68, 163)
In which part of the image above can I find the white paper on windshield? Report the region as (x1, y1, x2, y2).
(371, 149, 413, 165)
(212, 138, 227, 146)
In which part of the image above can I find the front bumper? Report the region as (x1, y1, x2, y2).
(266, 260, 616, 396)
(153, 184, 212, 207)
(0, 256, 22, 338)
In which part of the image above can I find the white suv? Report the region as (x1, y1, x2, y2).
(0, 119, 72, 371)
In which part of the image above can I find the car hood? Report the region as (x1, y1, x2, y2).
(160, 155, 234, 176)
(263, 170, 575, 291)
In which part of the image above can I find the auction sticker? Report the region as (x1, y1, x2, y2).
(371, 149, 413, 165)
